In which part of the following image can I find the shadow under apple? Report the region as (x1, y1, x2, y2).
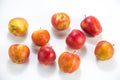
(77, 45, 87, 58)
(65, 45, 87, 58)
(58, 68, 81, 80)
(51, 27, 71, 39)
(30, 43, 40, 54)
(7, 31, 28, 43)
(37, 62, 57, 77)
(95, 58, 117, 72)
(86, 34, 103, 45)
(7, 60, 29, 75)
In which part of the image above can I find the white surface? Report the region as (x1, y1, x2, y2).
(0, 0, 120, 80)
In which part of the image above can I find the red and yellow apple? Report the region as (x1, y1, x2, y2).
(8, 17, 28, 36)
(94, 40, 114, 60)
(8, 44, 30, 64)
(51, 12, 70, 31)
(58, 52, 80, 73)
(31, 29, 50, 46)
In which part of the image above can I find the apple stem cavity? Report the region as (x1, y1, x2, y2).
(60, 14, 64, 20)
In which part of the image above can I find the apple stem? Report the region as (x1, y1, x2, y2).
(84, 14, 86, 18)
(112, 44, 115, 46)
(73, 50, 77, 54)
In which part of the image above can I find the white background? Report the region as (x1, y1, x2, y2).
(0, 0, 120, 80)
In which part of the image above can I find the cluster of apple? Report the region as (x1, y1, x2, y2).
(8, 12, 114, 73)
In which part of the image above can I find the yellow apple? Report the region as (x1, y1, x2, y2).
(94, 41, 114, 60)
(8, 17, 28, 36)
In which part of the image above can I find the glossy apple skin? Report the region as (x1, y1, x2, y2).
(38, 46, 56, 65)
(8, 17, 28, 36)
(31, 29, 50, 46)
(94, 41, 114, 60)
(66, 29, 86, 49)
(8, 44, 30, 64)
(51, 12, 70, 31)
(58, 52, 80, 73)
(80, 16, 102, 37)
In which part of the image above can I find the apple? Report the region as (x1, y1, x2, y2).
(80, 16, 102, 37)
(66, 29, 86, 49)
(8, 44, 30, 64)
(8, 17, 28, 36)
(51, 12, 70, 31)
(31, 29, 50, 46)
(94, 40, 114, 60)
(38, 46, 56, 65)
(58, 51, 80, 73)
